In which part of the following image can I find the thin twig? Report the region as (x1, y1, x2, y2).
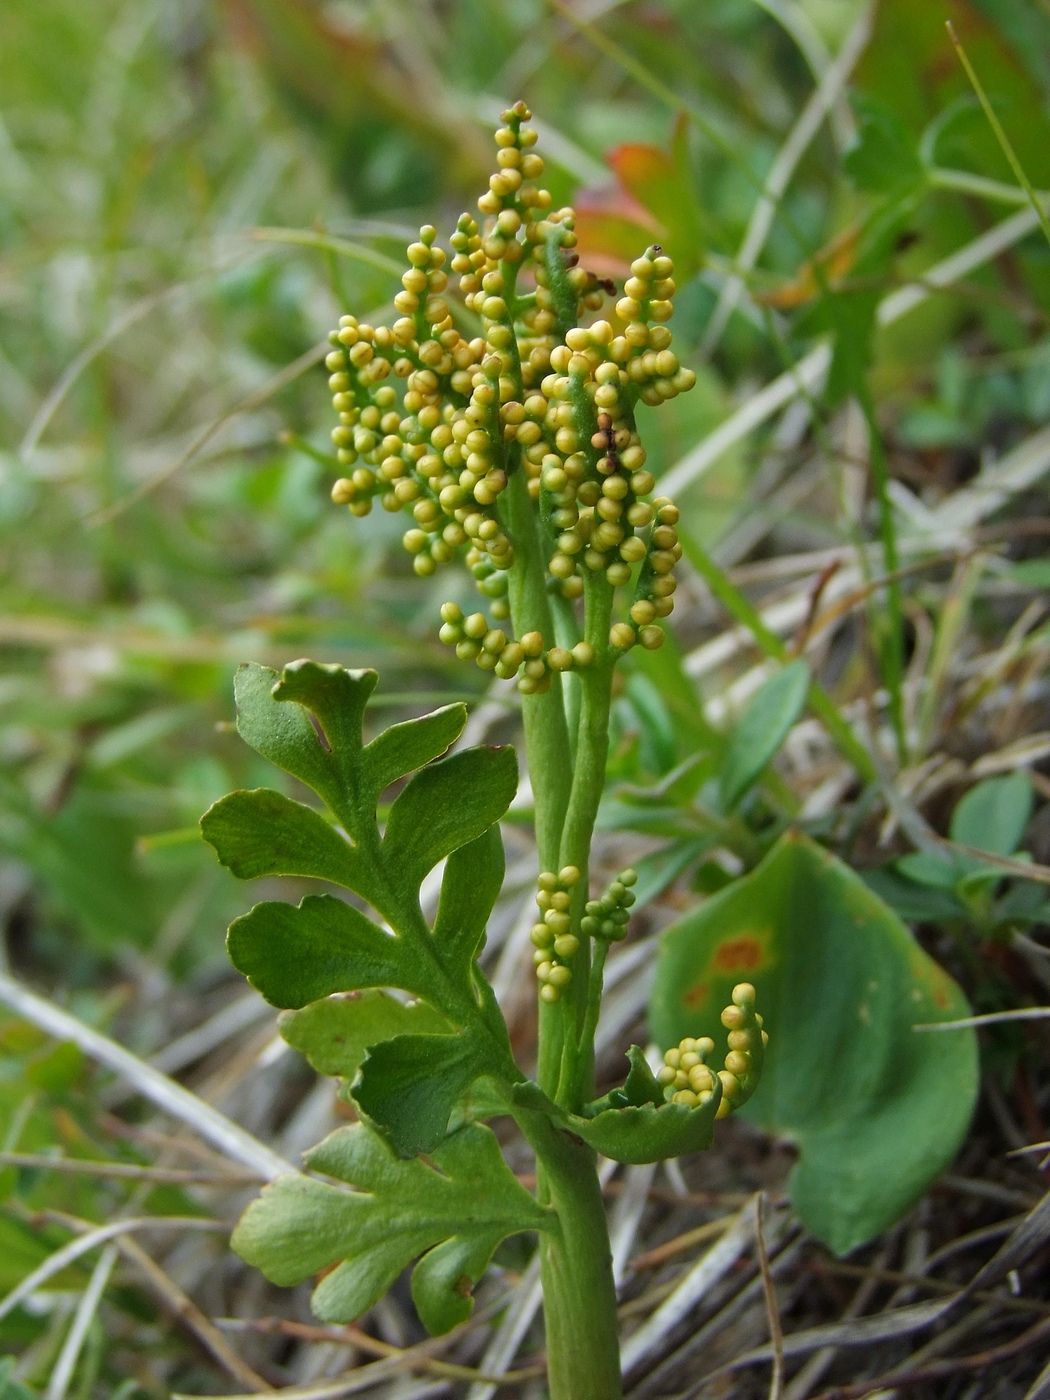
(808, 1313, 1050, 1399)
(0, 972, 294, 1180)
(0, 1151, 260, 1186)
(0, 1215, 226, 1324)
(630, 1216, 735, 1272)
(117, 1235, 273, 1393)
(215, 1317, 545, 1386)
(757, 1193, 785, 1400)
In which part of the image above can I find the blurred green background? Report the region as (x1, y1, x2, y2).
(3, 0, 1047, 988)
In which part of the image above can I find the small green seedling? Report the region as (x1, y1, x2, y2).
(202, 104, 765, 1399)
(869, 772, 1048, 936)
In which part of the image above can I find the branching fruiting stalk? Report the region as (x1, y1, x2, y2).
(321, 101, 756, 1400)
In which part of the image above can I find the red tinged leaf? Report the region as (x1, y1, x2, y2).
(574, 114, 704, 278)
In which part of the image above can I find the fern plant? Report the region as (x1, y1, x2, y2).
(202, 104, 765, 1400)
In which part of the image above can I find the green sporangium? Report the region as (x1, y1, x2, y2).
(202, 103, 766, 1400)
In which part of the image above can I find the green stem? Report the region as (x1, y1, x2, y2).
(500, 459, 575, 1097)
(518, 1108, 623, 1400)
(501, 461, 572, 870)
(550, 589, 583, 759)
(556, 578, 614, 1106)
(577, 938, 610, 1071)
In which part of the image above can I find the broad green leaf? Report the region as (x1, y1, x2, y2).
(896, 850, 962, 890)
(278, 991, 450, 1080)
(232, 1121, 551, 1333)
(201, 789, 362, 887)
(619, 1044, 665, 1108)
(410, 1233, 501, 1336)
(227, 895, 415, 1008)
(718, 661, 810, 812)
(211, 661, 516, 1035)
(823, 286, 882, 406)
(432, 825, 505, 980)
(511, 1051, 721, 1166)
(384, 746, 518, 885)
(364, 704, 467, 797)
(950, 772, 1033, 857)
(354, 1032, 491, 1157)
(1010, 559, 1050, 589)
(650, 832, 978, 1255)
(857, 0, 1050, 185)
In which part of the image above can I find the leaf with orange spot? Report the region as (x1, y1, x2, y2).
(650, 832, 978, 1255)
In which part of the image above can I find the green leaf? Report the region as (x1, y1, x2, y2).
(1009, 559, 1050, 589)
(272, 658, 376, 762)
(862, 865, 968, 923)
(950, 772, 1033, 857)
(364, 704, 467, 796)
(584, 1045, 664, 1114)
(232, 1121, 551, 1333)
(630, 839, 712, 912)
(278, 991, 450, 1080)
(845, 94, 925, 194)
(823, 287, 883, 406)
(568, 1096, 720, 1165)
(718, 661, 810, 812)
(432, 825, 505, 980)
(227, 895, 414, 1008)
(650, 832, 978, 1255)
(201, 789, 362, 887)
(0, 1357, 39, 1400)
(354, 1032, 491, 1157)
(384, 746, 518, 886)
(619, 1045, 666, 1108)
(234, 663, 353, 818)
(896, 850, 962, 889)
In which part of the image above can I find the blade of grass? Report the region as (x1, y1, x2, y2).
(45, 1245, 118, 1400)
(248, 227, 404, 276)
(0, 1153, 259, 1186)
(545, 0, 771, 207)
(946, 22, 1050, 248)
(17, 248, 270, 462)
(859, 387, 908, 767)
(85, 339, 329, 527)
(684, 536, 877, 783)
